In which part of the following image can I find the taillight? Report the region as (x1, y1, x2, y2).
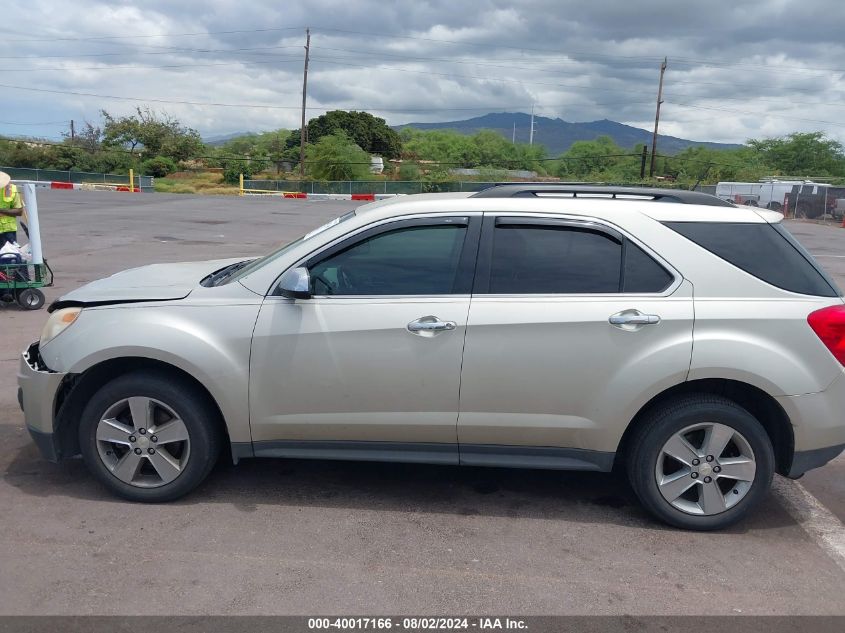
(807, 305, 845, 365)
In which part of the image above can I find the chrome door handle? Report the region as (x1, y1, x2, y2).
(609, 310, 661, 327)
(407, 316, 457, 335)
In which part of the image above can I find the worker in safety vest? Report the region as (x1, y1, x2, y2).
(0, 171, 24, 245)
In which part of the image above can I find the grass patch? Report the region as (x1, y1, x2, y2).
(154, 172, 238, 195)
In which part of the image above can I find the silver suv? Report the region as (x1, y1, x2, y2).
(17, 185, 845, 530)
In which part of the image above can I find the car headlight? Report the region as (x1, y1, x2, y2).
(40, 307, 81, 346)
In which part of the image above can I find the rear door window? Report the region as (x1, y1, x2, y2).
(481, 219, 674, 294)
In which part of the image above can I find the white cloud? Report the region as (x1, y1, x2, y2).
(1, 0, 844, 147)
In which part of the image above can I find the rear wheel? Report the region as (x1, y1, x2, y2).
(627, 395, 774, 530)
(78, 372, 221, 502)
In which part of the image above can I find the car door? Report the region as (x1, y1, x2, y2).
(458, 213, 694, 470)
(249, 214, 481, 464)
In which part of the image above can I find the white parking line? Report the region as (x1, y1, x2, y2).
(772, 477, 845, 573)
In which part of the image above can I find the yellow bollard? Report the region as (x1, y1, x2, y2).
(239, 173, 244, 196)
(129, 168, 134, 193)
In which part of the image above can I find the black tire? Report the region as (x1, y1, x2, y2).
(766, 201, 782, 212)
(78, 371, 221, 502)
(17, 288, 45, 310)
(626, 394, 775, 530)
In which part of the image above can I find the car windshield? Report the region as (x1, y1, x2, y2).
(219, 211, 356, 285)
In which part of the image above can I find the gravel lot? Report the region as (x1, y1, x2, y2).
(1, 190, 844, 615)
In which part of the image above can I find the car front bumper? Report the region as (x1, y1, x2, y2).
(17, 342, 67, 462)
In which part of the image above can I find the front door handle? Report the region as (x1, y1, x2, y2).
(407, 316, 457, 336)
(609, 310, 661, 329)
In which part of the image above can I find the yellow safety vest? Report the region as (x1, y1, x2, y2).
(0, 184, 21, 233)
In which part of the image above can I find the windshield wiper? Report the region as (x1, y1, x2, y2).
(201, 260, 250, 287)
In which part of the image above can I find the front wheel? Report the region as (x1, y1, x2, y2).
(627, 395, 775, 530)
(78, 372, 221, 502)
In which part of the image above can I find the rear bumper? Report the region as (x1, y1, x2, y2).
(16, 342, 66, 462)
(777, 371, 845, 477)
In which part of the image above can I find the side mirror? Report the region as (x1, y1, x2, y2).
(277, 267, 312, 299)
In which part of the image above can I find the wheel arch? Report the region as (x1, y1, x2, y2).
(615, 378, 794, 476)
(53, 356, 232, 463)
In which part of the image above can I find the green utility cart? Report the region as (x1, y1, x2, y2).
(1, 182, 52, 310)
(0, 259, 52, 310)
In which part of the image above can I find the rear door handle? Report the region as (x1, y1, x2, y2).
(609, 310, 661, 328)
(407, 316, 457, 335)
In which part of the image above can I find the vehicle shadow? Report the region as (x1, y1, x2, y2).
(3, 435, 795, 533)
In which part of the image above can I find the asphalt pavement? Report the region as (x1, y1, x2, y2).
(1, 190, 843, 615)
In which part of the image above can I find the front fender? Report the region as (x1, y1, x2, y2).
(39, 302, 261, 443)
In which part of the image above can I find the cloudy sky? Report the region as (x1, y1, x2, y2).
(2, 0, 845, 148)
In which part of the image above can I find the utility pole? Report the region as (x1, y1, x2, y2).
(299, 27, 311, 177)
(512, 121, 516, 144)
(529, 104, 536, 145)
(639, 144, 648, 180)
(70, 119, 75, 143)
(649, 57, 667, 178)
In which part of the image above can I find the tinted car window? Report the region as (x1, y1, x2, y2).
(664, 221, 839, 297)
(624, 241, 674, 293)
(489, 225, 622, 293)
(309, 224, 467, 295)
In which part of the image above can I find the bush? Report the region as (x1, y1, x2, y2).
(398, 162, 421, 180)
(141, 156, 177, 178)
(222, 161, 254, 185)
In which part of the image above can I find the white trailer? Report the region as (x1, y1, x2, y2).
(716, 179, 833, 217)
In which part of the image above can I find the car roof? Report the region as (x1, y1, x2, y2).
(470, 183, 734, 206)
(356, 189, 781, 224)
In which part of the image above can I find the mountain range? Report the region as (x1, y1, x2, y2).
(393, 112, 741, 155)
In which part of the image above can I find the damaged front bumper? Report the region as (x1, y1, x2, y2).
(16, 342, 67, 462)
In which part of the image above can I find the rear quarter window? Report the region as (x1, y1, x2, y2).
(663, 221, 840, 297)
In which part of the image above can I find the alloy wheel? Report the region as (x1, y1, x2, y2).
(95, 396, 191, 488)
(655, 422, 756, 515)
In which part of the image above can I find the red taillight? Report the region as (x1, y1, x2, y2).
(807, 305, 845, 366)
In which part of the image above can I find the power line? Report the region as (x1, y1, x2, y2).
(0, 57, 306, 73)
(0, 82, 652, 114)
(308, 56, 657, 97)
(665, 100, 845, 128)
(4, 27, 305, 44)
(0, 120, 69, 125)
(0, 44, 303, 60)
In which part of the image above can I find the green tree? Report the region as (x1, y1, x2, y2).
(747, 132, 845, 177)
(556, 136, 631, 179)
(399, 128, 546, 172)
(101, 107, 204, 162)
(305, 132, 372, 180)
(306, 111, 402, 158)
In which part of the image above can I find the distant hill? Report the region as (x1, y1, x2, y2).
(394, 112, 741, 155)
(203, 132, 255, 146)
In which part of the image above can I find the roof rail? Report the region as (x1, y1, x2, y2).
(471, 183, 734, 207)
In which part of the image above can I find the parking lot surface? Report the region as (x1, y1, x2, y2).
(1, 190, 844, 615)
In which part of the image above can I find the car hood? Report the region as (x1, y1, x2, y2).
(55, 258, 247, 305)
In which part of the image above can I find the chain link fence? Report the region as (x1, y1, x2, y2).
(243, 180, 503, 195)
(1, 166, 154, 192)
